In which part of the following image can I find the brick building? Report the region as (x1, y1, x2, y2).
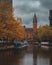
(25, 14, 37, 42)
(25, 28, 33, 40)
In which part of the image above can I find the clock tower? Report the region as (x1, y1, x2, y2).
(33, 14, 37, 32)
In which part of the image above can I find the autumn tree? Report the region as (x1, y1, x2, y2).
(0, 0, 25, 41)
(34, 25, 52, 42)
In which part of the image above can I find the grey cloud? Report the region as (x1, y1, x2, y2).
(13, 0, 50, 27)
(39, 0, 52, 9)
(14, 1, 40, 14)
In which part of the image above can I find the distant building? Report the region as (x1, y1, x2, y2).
(25, 14, 37, 42)
(25, 28, 33, 40)
(33, 14, 37, 31)
(49, 10, 52, 26)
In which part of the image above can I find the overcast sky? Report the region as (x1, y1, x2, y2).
(13, 0, 51, 28)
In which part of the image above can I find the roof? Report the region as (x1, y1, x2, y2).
(25, 28, 33, 32)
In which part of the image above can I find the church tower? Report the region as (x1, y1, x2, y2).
(33, 14, 37, 32)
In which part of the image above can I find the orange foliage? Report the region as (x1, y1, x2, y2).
(0, 0, 25, 40)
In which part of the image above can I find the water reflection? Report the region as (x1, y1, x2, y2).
(0, 46, 52, 65)
(33, 46, 37, 65)
(33, 45, 52, 65)
(50, 47, 52, 65)
(0, 48, 33, 65)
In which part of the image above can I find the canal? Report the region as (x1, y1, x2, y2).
(0, 45, 52, 65)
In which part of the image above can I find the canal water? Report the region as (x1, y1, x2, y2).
(0, 45, 52, 65)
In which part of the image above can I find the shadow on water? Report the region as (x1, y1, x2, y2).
(0, 44, 52, 65)
(33, 45, 52, 65)
(0, 49, 26, 65)
(33, 46, 38, 65)
(0, 47, 33, 65)
(49, 47, 52, 65)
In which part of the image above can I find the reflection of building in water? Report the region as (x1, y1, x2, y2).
(33, 46, 50, 65)
(50, 48, 52, 65)
(33, 46, 37, 65)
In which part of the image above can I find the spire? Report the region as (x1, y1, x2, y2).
(33, 13, 37, 31)
(33, 14, 37, 23)
(34, 14, 36, 18)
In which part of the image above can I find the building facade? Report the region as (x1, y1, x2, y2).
(25, 28, 33, 40)
(49, 10, 52, 26)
